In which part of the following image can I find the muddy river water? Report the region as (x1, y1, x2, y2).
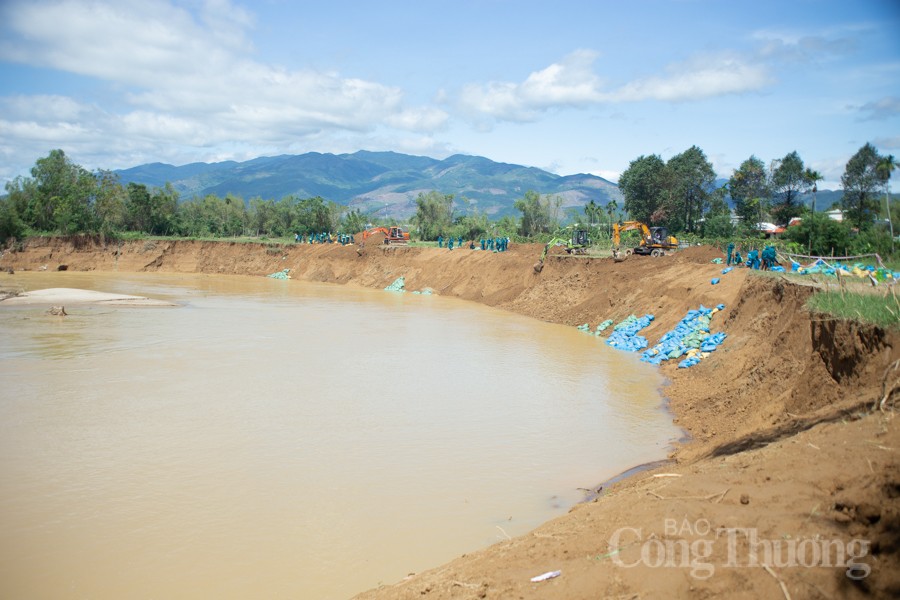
(0, 272, 680, 599)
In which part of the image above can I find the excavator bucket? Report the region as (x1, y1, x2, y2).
(533, 261, 544, 273)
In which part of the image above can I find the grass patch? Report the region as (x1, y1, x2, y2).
(808, 289, 900, 328)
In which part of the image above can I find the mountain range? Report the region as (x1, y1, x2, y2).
(115, 151, 623, 220)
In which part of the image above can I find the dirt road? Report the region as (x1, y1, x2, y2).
(2, 236, 898, 598)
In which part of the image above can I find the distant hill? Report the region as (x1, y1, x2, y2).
(115, 151, 623, 220)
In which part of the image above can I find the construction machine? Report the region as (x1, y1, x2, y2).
(362, 226, 410, 245)
(533, 229, 592, 273)
(612, 221, 678, 257)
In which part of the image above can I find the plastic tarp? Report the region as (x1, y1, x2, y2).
(267, 269, 291, 279)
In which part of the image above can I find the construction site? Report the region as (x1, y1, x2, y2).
(1, 235, 899, 599)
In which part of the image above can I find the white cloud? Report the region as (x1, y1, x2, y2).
(385, 107, 449, 132)
(0, 0, 448, 179)
(459, 50, 604, 122)
(458, 50, 771, 123)
(1, 94, 92, 121)
(593, 169, 620, 183)
(603, 54, 772, 102)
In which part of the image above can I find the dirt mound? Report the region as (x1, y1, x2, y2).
(673, 243, 726, 264)
(355, 230, 385, 245)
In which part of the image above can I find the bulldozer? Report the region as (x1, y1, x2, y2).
(362, 226, 410, 245)
(612, 221, 677, 258)
(533, 229, 591, 273)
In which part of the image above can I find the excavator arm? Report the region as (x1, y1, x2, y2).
(612, 221, 651, 247)
(533, 237, 567, 273)
(362, 227, 390, 240)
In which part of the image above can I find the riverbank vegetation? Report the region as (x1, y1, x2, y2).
(2, 146, 898, 258)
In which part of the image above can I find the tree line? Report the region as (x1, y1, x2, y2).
(0, 149, 578, 245)
(2, 145, 898, 258)
(0, 149, 371, 242)
(618, 143, 898, 256)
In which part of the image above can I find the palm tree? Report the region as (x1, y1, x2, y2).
(876, 155, 898, 251)
(584, 199, 598, 227)
(606, 199, 618, 237)
(803, 168, 824, 214)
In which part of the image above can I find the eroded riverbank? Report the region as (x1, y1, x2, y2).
(2, 236, 898, 598)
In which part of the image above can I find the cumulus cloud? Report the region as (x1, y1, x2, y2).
(384, 107, 449, 132)
(457, 49, 771, 123)
(603, 54, 772, 103)
(0, 0, 446, 177)
(459, 50, 604, 122)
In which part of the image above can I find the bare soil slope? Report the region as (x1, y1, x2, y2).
(1, 236, 898, 598)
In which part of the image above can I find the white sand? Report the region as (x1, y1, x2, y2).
(0, 287, 176, 306)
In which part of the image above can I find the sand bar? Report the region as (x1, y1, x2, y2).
(0, 287, 176, 306)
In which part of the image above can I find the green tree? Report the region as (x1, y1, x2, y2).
(728, 156, 769, 229)
(412, 191, 454, 240)
(618, 155, 667, 224)
(125, 183, 153, 232)
(583, 199, 599, 227)
(19, 149, 95, 232)
(782, 212, 852, 256)
(666, 146, 716, 232)
(803, 168, 824, 214)
(149, 183, 178, 235)
(341, 208, 369, 234)
(493, 215, 518, 238)
(770, 151, 810, 225)
(841, 143, 883, 230)
(93, 170, 127, 235)
(514, 190, 560, 237)
(454, 210, 490, 240)
(247, 197, 276, 236)
(4, 176, 36, 225)
(0, 196, 25, 243)
(876, 154, 897, 250)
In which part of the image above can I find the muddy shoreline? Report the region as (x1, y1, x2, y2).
(1, 236, 898, 598)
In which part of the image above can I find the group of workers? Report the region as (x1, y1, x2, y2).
(294, 232, 354, 245)
(726, 242, 779, 271)
(437, 235, 463, 249)
(436, 236, 511, 252)
(292, 230, 513, 252)
(480, 237, 510, 252)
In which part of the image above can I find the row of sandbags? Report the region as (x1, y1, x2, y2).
(640, 304, 727, 368)
(383, 276, 434, 295)
(605, 314, 655, 352)
(267, 269, 291, 279)
(576, 305, 728, 369)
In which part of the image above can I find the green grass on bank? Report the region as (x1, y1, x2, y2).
(807, 289, 900, 329)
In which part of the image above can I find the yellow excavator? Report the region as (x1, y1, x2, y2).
(533, 230, 591, 273)
(612, 221, 678, 258)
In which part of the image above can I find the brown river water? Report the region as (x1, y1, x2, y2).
(0, 272, 680, 599)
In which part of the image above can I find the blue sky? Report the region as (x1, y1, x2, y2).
(1, 0, 898, 191)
